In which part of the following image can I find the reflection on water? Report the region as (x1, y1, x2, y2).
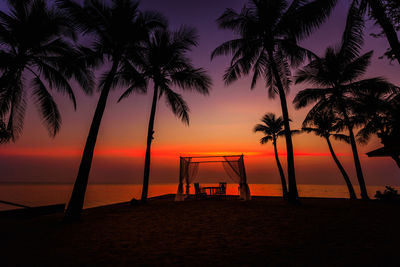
(0, 183, 394, 211)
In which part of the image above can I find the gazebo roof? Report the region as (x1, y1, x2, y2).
(180, 155, 244, 163)
(366, 145, 400, 157)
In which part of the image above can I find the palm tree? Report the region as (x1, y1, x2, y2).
(211, 0, 338, 201)
(302, 110, 357, 199)
(293, 4, 397, 199)
(58, 0, 166, 220)
(119, 26, 211, 203)
(0, 0, 93, 140)
(355, 0, 400, 64)
(253, 113, 289, 199)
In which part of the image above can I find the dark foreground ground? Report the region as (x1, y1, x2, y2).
(1, 195, 400, 266)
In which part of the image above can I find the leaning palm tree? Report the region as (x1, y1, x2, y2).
(0, 0, 93, 140)
(293, 4, 397, 199)
(211, 0, 338, 201)
(119, 26, 211, 203)
(58, 0, 166, 220)
(254, 113, 289, 199)
(302, 110, 357, 199)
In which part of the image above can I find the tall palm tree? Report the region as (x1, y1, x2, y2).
(58, 0, 166, 220)
(356, 0, 400, 64)
(302, 110, 357, 199)
(293, 4, 397, 199)
(0, 0, 93, 140)
(253, 113, 289, 199)
(119, 26, 211, 203)
(211, 0, 337, 201)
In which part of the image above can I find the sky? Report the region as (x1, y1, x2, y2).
(0, 0, 399, 187)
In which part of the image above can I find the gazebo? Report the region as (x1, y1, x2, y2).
(174, 155, 251, 201)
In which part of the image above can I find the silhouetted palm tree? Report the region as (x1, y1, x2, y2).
(119, 26, 211, 203)
(254, 113, 289, 198)
(0, 0, 93, 140)
(211, 0, 338, 201)
(293, 4, 397, 199)
(355, 0, 400, 63)
(58, 0, 166, 220)
(302, 110, 357, 199)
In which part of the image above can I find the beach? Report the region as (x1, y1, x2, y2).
(1, 195, 399, 266)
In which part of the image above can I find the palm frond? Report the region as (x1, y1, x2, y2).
(34, 60, 77, 109)
(332, 133, 350, 144)
(339, 1, 365, 61)
(293, 87, 328, 109)
(32, 76, 61, 137)
(340, 50, 373, 83)
(162, 85, 190, 125)
(260, 135, 273, 144)
(170, 67, 211, 95)
(6, 88, 26, 142)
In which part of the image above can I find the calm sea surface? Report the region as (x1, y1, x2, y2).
(0, 184, 394, 211)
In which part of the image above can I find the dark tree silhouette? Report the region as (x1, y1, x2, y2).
(119, 26, 211, 203)
(254, 113, 298, 199)
(293, 3, 397, 199)
(211, 0, 338, 201)
(0, 0, 93, 140)
(302, 110, 357, 199)
(58, 0, 166, 220)
(356, 0, 400, 63)
(355, 90, 400, 167)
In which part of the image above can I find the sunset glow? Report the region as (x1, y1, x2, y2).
(0, 0, 399, 187)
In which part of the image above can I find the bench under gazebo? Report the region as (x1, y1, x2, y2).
(174, 155, 251, 201)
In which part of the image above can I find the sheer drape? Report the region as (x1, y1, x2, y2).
(221, 160, 241, 183)
(222, 155, 251, 200)
(185, 162, 199, 194)
(175, 157, 191, 201)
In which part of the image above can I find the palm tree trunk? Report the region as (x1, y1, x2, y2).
(325, 136, 357, 199)
(340, 105, 369, 200)
(391, 155, 400, 168)
(273, 140, 288, 199)
(367, 0, 400, 64)
(64, 59, 120, 221)
(141, 84, 159, 203)
(268, 50, 298, 201)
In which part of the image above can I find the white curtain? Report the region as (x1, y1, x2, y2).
(185, 162, 199, 194)
(175, 157, 190, 201)
(222, 155, 251, 200)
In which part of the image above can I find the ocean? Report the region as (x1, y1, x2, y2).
(0, 183, 394, 211)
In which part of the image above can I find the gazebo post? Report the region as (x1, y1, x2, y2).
(175, 157, 185, 201)
(239, 155, 251, 200)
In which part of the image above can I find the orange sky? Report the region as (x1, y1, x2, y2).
(0, 0, 399, 187)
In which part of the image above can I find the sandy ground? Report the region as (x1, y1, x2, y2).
(1, 195, 400, 266)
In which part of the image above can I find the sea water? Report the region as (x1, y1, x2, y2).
(0, 183, 394, 211)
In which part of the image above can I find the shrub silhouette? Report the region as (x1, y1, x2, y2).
(375, 186, 400, 201)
